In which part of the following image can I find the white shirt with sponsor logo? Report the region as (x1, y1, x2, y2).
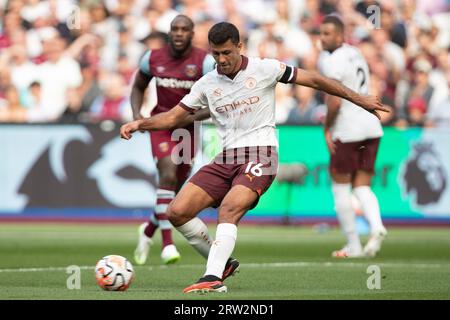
(180, 57, 293, 149)
(318, 44, 383, 142)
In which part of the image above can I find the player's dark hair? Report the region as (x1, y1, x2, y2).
(322, 14, 345, 33)
(208, 22, 240, 45)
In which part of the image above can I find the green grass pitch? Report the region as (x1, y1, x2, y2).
(1, 223, 449, 300)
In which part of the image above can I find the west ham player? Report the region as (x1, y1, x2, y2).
(121, 22, 388, 293)
(318, 15, 387, 258)
(131, 15, 215, 265)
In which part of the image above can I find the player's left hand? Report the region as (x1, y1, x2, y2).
(120, 120, 141, 140)
(360, 95, 390, 120)
(324, 129, 336, 154)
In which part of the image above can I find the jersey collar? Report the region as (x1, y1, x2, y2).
(217, 55, 249, 77)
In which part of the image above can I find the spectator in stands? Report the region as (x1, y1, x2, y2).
(358, 39, 396, 102)
(274, 84, 297, 124)
(117, 24, 146, 70)
(371, 29, 405, 83)
(0, 85, 27, 122)
(336, 0, 368, 43)
(150, 0, 180, 33)
(8, 45, 39, 92)
(192, 17, 214, 51)
(0, 0, 448, 128)
(66, 33, 101, 71)
(0, 9, 23, 50)
(286, 85, 326, 125)
(140, 31, 169, 51)
(369, 74, 396, 125)
(425, 72, 450, 128)
(138, 31, 169, 118)
(27, 28, 82, 122)
(247, 11, 296, 64)
(380, 2, 408, 48)
(60, 61, 101, 123)
(21, 81, 42, 112)
(402, 58, 435, 126)
(89, 72, 131, 122)
(0, 65, 12, 100)
(176, 0, 210, 23)
(428, 48, 450, 107)
(89, 1, 116, 40)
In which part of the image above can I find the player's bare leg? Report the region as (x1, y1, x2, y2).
(168, 182, 216, 226)
(331, 172, 363, 258)
(171, 182, 240, 287)
(166, 182, 216, 261)
(352, 170, 387, 257)
(183, 185, 257, 293)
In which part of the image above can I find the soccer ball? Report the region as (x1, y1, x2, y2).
(95, 255, 134, 291)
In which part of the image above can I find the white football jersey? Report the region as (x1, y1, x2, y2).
(180, 56, 296, 149)
(318, 44, 383, 142)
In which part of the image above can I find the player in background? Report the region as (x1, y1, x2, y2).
(131, 15, 215, 265)
(318, 15, 387, 258)
(121, 22, 389, 293)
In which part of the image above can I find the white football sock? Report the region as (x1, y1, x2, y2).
(332, 182, 361, 250)
(205, 223, 237, 279)
(353, 186, 385, 234)
(175, 217, 212, 259)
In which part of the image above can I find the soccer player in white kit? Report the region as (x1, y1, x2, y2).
(121, 22, 389, 293)
(318, 15, 388, 258)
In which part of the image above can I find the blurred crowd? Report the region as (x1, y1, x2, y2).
(0, 0, 449, 128)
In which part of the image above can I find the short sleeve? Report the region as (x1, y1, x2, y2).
(179, 77, 208, 112)
(262, 58, 297, 84)
(139, 50, 152, 76)
(202, 54, 216, 75)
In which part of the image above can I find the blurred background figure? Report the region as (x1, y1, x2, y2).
(369, 74, 395, 125)
(0, 0, 447, 126)
(138, 31, 169, 118)
(0, 85, 27, 122)
(286, 85, 326, 125)
(27, 28, 82, 122)
(425, 72, 450, 128)
(89, 72, 131, 122)
(399, 58, 435, 127)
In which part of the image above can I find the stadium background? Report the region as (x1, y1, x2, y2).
(1, 0, 450, 225)
(1, 0, 450, 303)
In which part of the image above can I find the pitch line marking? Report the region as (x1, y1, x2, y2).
(1, 261, 450, 273)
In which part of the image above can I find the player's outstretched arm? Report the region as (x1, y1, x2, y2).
(294, 68, 390, 119)
(323, 95, 342, 154)
(191, 108, 211, 122)
(173, 107, 211, 128)
(130, 71, 152, 120)
(120, 105, 193, 140)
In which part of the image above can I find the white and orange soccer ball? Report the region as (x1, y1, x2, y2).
(95, 255, 134, 291)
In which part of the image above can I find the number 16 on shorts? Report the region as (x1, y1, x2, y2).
(245, 162, 263, 177)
